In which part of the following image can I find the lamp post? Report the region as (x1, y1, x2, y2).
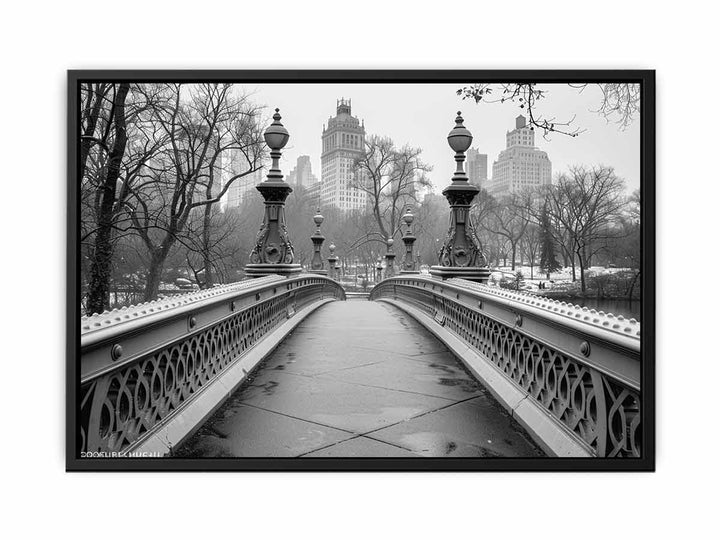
(400, 206, 418, 274)
(429, 111, 490, 283)
(245, 109, 302, 278)
(309, 207, 327, 275)
(375, 257, 383, 282)
(327, 242, 338, 280)
(384, 237, 396, 279)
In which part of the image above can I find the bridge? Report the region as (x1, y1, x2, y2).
(79, 273, 640, 459)
(77, 109, 641, 460)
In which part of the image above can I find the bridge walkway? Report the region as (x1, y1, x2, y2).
(176, 300, 545, 458)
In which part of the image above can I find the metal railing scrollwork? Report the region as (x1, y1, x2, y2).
(79, 275, 345, 455)
(370, 275, 641, 458)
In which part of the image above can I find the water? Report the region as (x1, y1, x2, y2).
(571, 298, 641, 321)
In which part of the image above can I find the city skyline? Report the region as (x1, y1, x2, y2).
(243, 83, 640, 195)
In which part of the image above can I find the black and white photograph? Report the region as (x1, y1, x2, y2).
(10, 0, 720, 537)
(68, 71, 653, 470)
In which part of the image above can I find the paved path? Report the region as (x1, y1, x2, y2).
(176, 300, 545, 458)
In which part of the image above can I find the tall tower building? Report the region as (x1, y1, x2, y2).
(489, 115, 552, 196)
(287, 155, 318, 188)
(466, 148, 488, 188)
(320, 99, 367, 211)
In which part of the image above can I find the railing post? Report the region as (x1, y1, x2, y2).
(400, 206, 419, 274)
(430, 111, 490, 283)
(245, 109, 302, 278)
(309, 207, 327, 275)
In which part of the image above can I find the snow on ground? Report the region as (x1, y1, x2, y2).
(489, 266, 634, 292)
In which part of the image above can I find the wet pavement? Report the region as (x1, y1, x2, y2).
(175, 300, 545, 458)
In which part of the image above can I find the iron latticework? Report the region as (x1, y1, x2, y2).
(370, 275, 641, 458)
(80, 276, 345, 454)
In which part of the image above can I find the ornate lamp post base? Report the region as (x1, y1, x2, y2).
(400, 207, 419, 274)
(243, 109, 302, 280)
(429, 265, 490, 282)
(245, 263, 303, 278)
(430, 111, 491, 284)
(308, 208, 327, 276)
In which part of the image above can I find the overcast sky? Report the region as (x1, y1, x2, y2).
(241, 83, 640, 193)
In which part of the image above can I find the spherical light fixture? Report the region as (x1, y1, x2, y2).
(447, 111, 473, 153)
(264, 108, 290, 151)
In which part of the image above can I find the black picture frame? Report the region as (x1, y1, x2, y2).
(67, 69, 655, 472)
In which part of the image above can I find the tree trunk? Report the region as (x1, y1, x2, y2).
(511, 243, 517, 270)
(86, 83, 130, 316)
(144, 252, 165, 302)
(627, 271, 640, 299)
(202, 204, 213, 288)
(577, 249, 586, 293)
(80, 83, 106, 181)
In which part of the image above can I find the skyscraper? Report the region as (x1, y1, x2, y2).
(286, 155, 318, 188)
(489, 115, 552, 196)
(320, 99, 367, 211)
(466, 148, 488, 188)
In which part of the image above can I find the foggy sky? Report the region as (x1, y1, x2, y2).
(240, 83, 640, 194)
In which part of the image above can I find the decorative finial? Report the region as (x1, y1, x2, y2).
(403, 206, 414, 226)
(313, 207, 324, 228)
(448, 111, 473, 154)
(264, 107, 290, 152)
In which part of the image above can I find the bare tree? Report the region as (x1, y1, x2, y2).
(352, 135, 432, 244)
(546, 165, 627, 292)
(415, 193, 448, 265)
(456, 83, 641, 138)
(81, 83, 172, 315)
(83, 83, 130, 315)
(127, 83, 265, 300)
(481, 191, 533, 270)
(520, 223, 542, 279)
(80, 83, 113, 181)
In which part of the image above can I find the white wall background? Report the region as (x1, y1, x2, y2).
(1, 1, 716, 538)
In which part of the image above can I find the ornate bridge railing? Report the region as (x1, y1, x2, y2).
(79, 274, 345, 456)
(369, 275, 641, 458)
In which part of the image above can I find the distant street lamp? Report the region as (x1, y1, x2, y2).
(384, 237, 396, 278)
(430, 111, 490, 283)
(309, 207, 327, 275)
(245, 109, 302, 278)
(327, 242, 338, 280)
(400, 206, 419, 274)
